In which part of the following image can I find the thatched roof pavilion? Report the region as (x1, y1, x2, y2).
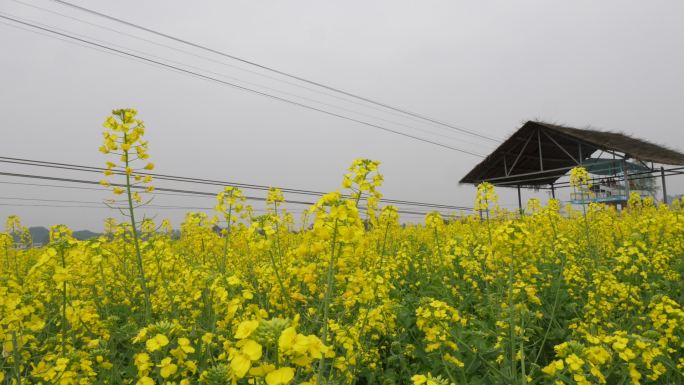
(460, 121, 684, 187)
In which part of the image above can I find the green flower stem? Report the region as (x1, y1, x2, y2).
(123, 139, 152, 322)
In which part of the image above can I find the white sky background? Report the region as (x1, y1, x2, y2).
(1, 0, 683, 231)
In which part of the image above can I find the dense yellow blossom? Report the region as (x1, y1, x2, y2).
(1, 109, 682, 384)
(2, 172, 683, 384)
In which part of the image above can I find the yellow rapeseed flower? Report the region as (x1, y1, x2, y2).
(146, 334, 169, 352)
(235, 320, 259, 340)
(265, 367, 295, 385)
(136, 376, 155, 385)
(158, 357, 178, 378)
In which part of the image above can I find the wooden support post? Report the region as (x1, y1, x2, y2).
(661, 166, 668, 204)
(537, 128, 544, 171)
(578, 143, 583, 165)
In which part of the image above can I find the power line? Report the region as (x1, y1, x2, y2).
(0, 181, 475, 219)
(0, 201, 440, 218)
(0, 180, 325, 204)
(0, 172, 460, 217)
(0, 196, 302, 212)
(0, 180, 107, 192)
(0, 203, 108, 209)
(0, 156, 474, 211)
(44, 0, 501, 143)
(9, 0, 497, 149)
(0, 202, 289, 213)
(0, 13, 485, 157)
(2, 4, 490, 149)
(0, 196, 210, 210)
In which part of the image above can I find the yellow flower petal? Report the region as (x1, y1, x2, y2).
(235, 320, 259, 339)
(266, 367, 295, 385)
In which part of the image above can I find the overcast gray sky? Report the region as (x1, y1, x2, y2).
(1, 0, 683, 231)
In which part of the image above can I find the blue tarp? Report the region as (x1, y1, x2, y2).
(581, 158, 650, 175)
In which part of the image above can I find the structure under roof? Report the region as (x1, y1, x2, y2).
(460, 121, 684, 187)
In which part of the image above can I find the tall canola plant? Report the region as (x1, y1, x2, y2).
(0, 109, 683, 385)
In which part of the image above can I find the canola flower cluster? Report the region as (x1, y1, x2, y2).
(1, 109, 683, 385)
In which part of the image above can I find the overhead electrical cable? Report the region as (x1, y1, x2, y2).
(0, 172, 463, 217)
(3, 5, 489, 148)
(0, 181, 477, 218)
(0, 14, 485, 157)
(0, 201, 435, 217)
(0, 196, 305, 212)
(0, 195, 440, 217)
(44, 0, 501, 143)
(0, 202, 293, 213)
(0, 156, 473, 211)
(10, 0, 498, 148)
